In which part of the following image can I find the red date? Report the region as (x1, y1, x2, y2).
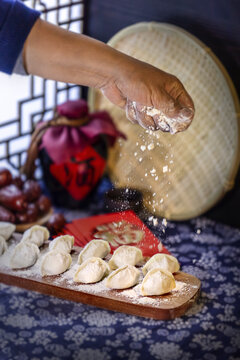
(0, 184, 27, 212)
(11, 176, 24, 189)
(15, 212, 28, 224)
(23, 180, 41, 202)
(46, 213, 66, 234)
(27, 203, 39, 223)
(0, 205, 15, 223)
(37, 195, 51, 215)
(16, 203, 39, 224)
(0, 168, 12, 188)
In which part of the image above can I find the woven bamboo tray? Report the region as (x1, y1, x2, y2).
(89, 22, 240, 220)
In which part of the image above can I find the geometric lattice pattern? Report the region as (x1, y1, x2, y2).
(0, 0, 85, 173)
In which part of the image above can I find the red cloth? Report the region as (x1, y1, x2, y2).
(63, 210, 170, 257)
(40, 100, 125, 164)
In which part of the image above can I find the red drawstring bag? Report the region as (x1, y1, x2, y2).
(23, 100, 125, 208)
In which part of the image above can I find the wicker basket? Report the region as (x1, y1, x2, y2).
(89, 22, 240, 220)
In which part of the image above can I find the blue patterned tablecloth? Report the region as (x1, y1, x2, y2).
(0, 180, 240, 360)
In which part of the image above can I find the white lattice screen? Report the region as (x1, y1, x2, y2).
(0, 0, 85, 175)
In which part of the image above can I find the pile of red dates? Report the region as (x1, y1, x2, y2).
(0, 168, 67, 233)
(0, 167, 52, 224)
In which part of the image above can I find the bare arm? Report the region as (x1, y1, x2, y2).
(24, 18, 194, 131)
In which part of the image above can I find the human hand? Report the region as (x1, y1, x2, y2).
(100, 57, 195, 133)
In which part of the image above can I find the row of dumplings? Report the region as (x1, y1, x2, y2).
(3, 222, 180, 297)
(75, 239, 180, 296)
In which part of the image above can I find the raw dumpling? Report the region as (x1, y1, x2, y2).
(141, 268, 176, 296)
(0, 221, 16, 240)
(142, 253, 180, 275)
(77, 239, 110, 265)
(0, 235, 7, 255)
(22, 225, 49, 247)
(106, 265, 140, 289)
(41, 251, 72, 276)
(108, 245, 143, 270)
(74, 257, 109, 284)
(10, 242, 40, 269)
(49, 235, 74, 254)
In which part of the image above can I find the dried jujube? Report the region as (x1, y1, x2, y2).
(46, 213, 66, 234)
(11, 176, 24, 189)
(0, 184, 27, 212)
(37, 195, 51, 215)
(0, 205, 16, 223)
(23, 180, 41, 202)
(0, 168, 12, 188)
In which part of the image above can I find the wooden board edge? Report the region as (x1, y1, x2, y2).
(0, 271, 201, 320)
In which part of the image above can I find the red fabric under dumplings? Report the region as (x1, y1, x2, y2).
(62, 211, 170, 257)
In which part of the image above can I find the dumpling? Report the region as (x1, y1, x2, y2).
(21, 225, 49, 247)
(10, 242, 40, 269)
(74, 257, 109, 284)
(106, 265, 140, 289)
(0, 221, 16, 240)
(77, 239, 110, 265)
(49, 235, 74, 254)
(108, 245, 143, 270)
(140, 268, 176, 296)
(41, 251, 72, 276)
(142, 253, 180, 276)
(0, 235, 7, 255)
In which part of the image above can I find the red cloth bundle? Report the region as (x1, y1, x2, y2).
(41, 100, 124, 164)
(37, 100, 125, 207)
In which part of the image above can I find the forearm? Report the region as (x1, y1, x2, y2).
(23, 18, 130, 89)
(23, 17, 194, 132)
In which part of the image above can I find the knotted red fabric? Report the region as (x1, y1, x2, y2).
(39, 99, 125, 205)
(40, 99, 125, 164)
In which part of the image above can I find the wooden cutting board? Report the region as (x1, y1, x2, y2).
(0, 237, 201, 320)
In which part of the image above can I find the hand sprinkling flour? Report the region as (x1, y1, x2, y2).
(126, 100, 194, 134)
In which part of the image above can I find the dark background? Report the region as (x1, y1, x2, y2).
(83, 0, 240, 228)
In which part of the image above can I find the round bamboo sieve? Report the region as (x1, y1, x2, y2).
(89, 22, 240, 220)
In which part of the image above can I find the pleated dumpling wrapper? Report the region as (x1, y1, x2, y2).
(0, 235, 7, 255)
(10, 242, 40, 269)
(49, 235, 74, 254)
(0, 221, 16, 240)
(22, 225, 49, 247)
(142, 253, 180, 276)
(77, 239, 111, 265)
(106, 265, 140, 289)
(108, 245, 143, 270)
(41, 251, 72, 276)
(141, 268, 176, 296)
(74, 257, 110, 284)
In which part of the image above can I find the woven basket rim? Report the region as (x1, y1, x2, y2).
(89, 22, 240, 220)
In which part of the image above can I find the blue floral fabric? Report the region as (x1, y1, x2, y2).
(0, 182, 240, 359)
